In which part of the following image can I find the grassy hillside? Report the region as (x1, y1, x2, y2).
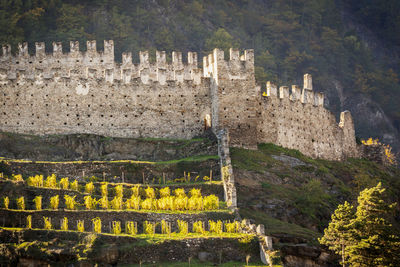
(231, 143, 400, 244)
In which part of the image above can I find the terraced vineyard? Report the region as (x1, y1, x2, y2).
(0, 134, 274, 266)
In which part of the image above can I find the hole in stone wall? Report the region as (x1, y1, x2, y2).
(64, 122, 67, 125)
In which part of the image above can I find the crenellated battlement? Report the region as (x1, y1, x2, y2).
(264, 74, 324, 107)
(0, 40, 203, 86)
(203, 48, 254, 82)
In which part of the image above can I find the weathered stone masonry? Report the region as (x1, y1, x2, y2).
(0, 40, 358, 161)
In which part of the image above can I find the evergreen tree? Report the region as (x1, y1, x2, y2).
(347, 182, 400, 267)
(319, 201, 355, 267)
(321, 183, 400, 267)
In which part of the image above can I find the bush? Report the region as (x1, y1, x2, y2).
(177, 220, 188, 235)
(174, 196, 188, 210)
(209, 220, 223, 234)
(156, 196, 174, 210)
(225, 221, 240, 233)
(193, 221, 205, 234)
(33, 196, 42, 210)
(70, 180, 78, 191)
(3, 196, 9, 209)
(59, 177, 69, 190)
(61, 217, 68, 231)
(143, 221, 155, 235)
(112, 221, 121, 235)
(100, 182, 108, 197)
(85, 182, 95, 194)
(17, 196, 25, 210)
(12, 174, 23, 182)
(174, 188, 186, 197)
(131, 185, 140, 197)
(50, 195, 59, 210)
(99, 196, 108, 209)
(27, 175, 43, 187)
(125, 221, 137, 235)
(159, 187, 170, 198)
(145, 187, 155, 199)
(92, 217, 101, 233)
(64, 195, 77, 210)
(110, 196, 123, 210)
(26, 215, 32, 229)
(189, 188, 201, 198)
(84, 196, 97, 210)
(77, 220, 85, 232)
(114, 185, 123, 198)
(141, 198, 155, 210)
(161, 220, 171, 235)
(45, 174, 57, 188)
(203, 195, 219, 210)
(188, 196, 203, 210)
(44, 217, 52, 230)
(126, 196, 140, 210)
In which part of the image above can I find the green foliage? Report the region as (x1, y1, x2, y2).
(320, 183, 400, 267)
(319, 201, 355, 266)
(112, 221, 121, 235)
(64, 195, 77, 210)
(26, 215, 32, 229)
(92, 217, 101, 233)
(50, 195, 59, 210)
(61, 217, 68, 231)
(17, 196, 25, 210)
(33, 196, 42, 210)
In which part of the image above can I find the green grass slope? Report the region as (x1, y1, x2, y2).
(232, 143, 400, 244)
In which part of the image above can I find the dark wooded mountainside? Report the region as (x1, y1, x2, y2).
(1, 0, 399, 151)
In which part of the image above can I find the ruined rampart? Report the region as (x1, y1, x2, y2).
(0, 40, 210, 139)
(0, 40, 359, 160)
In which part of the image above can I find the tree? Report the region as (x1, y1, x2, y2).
(204, 28, 238, 53)
(347, 182, 400, 267)
(320, 183, 400, 267)
(319, 201, 355, 267)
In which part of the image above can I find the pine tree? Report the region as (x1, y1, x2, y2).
(319, 201, 355, 267)
(347, 182, 400, 267)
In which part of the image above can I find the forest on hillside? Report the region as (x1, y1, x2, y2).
(1, 0, 399, 150)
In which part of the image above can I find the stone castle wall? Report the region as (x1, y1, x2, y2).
(0, 41, 211, 139)
(0, 40, 359, 160)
